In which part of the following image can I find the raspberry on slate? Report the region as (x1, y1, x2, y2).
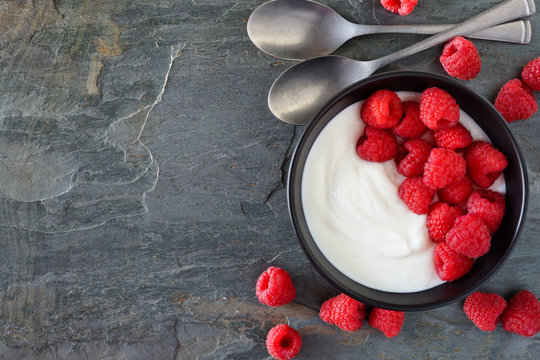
(395, 138, 433, 178)
(423, 148, 466, 189)
(467, 190, 506, 234)
(356, 126, 398, 162)
(433, 123, 473, 150)
(426, 201, 463, 243)
(464, 292, 507, 332)
(494, 79, 538, 123)
(398, 176, 436, 215)
(465, 141, 508, 189)
(502, 290, 540, 337)
(266, 324, 302, 360)
(319, 293, 366, 331)
(361, 89, 403, 129)
(446, 213, 491, 258)
(521, 56, 540, 91)
(440, 37, 482, 80)
(368, 308, 405, 338)
(420, 87, 460, 130)
(437, 175, 473, 205)
(380, 0, 418, 16)
(433, 242, 474, 281)
(392, 101, 427, 139)
(256, 267, 296, 307)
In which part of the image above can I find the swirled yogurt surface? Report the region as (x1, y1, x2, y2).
(301, 92, 505, 293)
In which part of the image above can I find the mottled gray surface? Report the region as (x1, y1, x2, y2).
(0, 0, 538, 359)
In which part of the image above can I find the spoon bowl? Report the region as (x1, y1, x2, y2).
(268, 56, 377, 124)
(247, 0, 355, 60)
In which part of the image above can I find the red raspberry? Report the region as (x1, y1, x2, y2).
(494, 79, 538, 123)
(395, 138, 433, 178)
(420, 87, 460, 130)
(433, 123, 473, 150)
(426, 201, 463, 243)
(256, 267, 296, 307)
(398, 177, 435, 215)
(467, 190, 506, 234)
(319, 293, 366, 331)
(433, 242, 474, 281)
(437, 175, 473, 205)
(368, 308, 405, 337)
(464, 292, 507, 332)
(502, 290, 540, 337)
(440, 37, 481, 80)
(361, 89, 403, 129)
(356, 126, 398, 162)
(521, 56, 540, 91)
(392, 101, 427, 139)
(446, 214, 491, 258)
(266, 324, 302, 360)
(465, 141, 508, 188)
(380, 0, 418, 15)
(423, 148, 466, 189)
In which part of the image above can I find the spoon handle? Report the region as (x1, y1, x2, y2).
(356, 20, 531, 44)
(374, 0, 535, 69)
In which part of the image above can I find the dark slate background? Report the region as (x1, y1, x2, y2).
(0, 0, 538, 358)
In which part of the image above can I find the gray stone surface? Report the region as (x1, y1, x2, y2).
(0, 0, 538, 358)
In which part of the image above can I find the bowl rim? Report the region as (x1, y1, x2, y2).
(287, 70, 529, 311)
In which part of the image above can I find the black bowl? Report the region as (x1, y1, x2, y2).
(287, 71, 528, 311)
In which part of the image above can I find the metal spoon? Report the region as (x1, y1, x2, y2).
(248, 0, 532, 61)
(268, 0, 535, 125)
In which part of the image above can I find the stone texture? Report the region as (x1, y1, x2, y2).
(0, 0, 538, 358)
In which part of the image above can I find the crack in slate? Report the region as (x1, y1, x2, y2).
(173, 316, 181, 360)
(264, 125, 297, 204)
(135, 43, 186, 144)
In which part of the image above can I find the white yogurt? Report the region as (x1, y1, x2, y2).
(301, 92, 505, 293)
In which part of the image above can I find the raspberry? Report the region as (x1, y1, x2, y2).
(446, 214, 491, 258)
(392, 101, 427, 139)
(464, 292, 507, 332)
(426, 201, 463, 243)
(423, 148, 466, 189)
(467, 190, 506, 234)
(398, 177, 436, 215)
(433, 123, 473, 150)
(356, 126, 398, 162)
(319, 293, 366, 331)
(380, 0, 418, 16)
(494, 79, 538, 123)
(395, 138, 433, 178)
(521, 56, 540, 91)
(256, 267, 296, 307)
(266, 324, 302, 360)
(433, 242, 474, 281)
(465, 141, 508, 188)
(440, 37, 481, 80)
(420, 87, 460, 130)
(368, 308, 405, 338)
(437, 175, 473, 205)
(502, 290, 540, 337)
(361, 89, 403, 129)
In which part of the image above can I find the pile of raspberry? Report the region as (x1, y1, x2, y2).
(358, 87, 508, 282)
(255, 267, 406, 360)
(254, 267, 539, 359)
